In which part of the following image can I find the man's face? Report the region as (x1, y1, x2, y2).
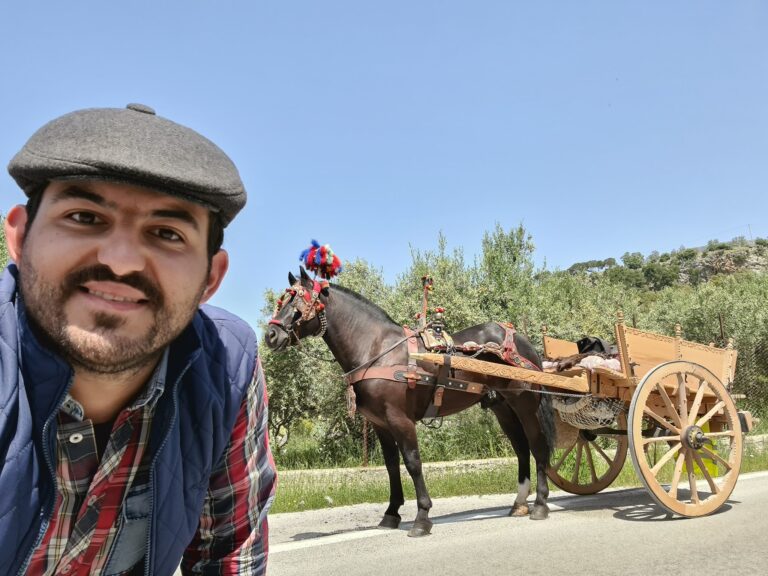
(6, 179, 228, 374)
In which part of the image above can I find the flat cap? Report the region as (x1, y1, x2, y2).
(8, 103, 246, 226)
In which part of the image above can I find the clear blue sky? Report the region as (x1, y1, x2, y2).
(2, 1, 767, 333)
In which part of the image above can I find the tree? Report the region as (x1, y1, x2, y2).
(621, 252, 644, 269)
(642, 261, 679, 290)
(474, 223, 536, 325)
(393, 231, 483, 331)
(0, 213, 8, 269)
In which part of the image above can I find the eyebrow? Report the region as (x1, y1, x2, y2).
(150, 209, 200, 231)
(51, 184, 201, 231)
(50, 185, 112, 207)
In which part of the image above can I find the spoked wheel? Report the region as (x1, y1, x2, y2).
(628, 361, 743, 517)
(547, 411, 628, 495)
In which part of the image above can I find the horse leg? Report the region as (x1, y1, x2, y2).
(490, 400, 531, 517)
(514, 393, 553, 520)
(373, 425, 404, 529)
(389, 418, 433, 537)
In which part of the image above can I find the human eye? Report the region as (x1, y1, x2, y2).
(152, 227, 184, 243)
(66, 211, 103, 225)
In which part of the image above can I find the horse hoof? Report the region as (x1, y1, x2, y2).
(509, 503, 529, 517)
(378, 514, 401, 529)
(407, 520, 433, 537)
(530, 504, 550, 520)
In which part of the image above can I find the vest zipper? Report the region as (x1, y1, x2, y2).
(17, 373, 74, 576)
(144, 357, 194, 576)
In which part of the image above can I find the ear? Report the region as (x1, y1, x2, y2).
(320, 285, 330, 297)
(300, 266, 310, 281)
(288, 271, 297, 285)
(200, 249, 229, 303)
(4, 205, 28, 263)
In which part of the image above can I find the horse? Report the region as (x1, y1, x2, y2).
(265, 267, 555, 537)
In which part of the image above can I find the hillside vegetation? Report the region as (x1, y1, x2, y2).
(567, 236, 768, 290)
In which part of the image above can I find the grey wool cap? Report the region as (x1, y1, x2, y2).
(8, 103, 246, 226)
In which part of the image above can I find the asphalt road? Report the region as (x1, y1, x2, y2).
(268, 471, 768, 576)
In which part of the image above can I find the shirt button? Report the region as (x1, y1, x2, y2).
(87, 495, 98, 506)
(61, 564, 72, 573)
(69, 433, 84, 444)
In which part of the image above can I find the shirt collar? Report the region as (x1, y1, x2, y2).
(60, 349, 170, 422)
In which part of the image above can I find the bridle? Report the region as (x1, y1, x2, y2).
(269, 279, 329, 343)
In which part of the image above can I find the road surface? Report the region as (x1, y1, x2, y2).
(268, 471, 768, 576)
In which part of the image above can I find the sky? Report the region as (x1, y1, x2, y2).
(2, 1, 767, 334)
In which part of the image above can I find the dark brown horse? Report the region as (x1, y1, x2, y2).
(265, 267, 555, 536)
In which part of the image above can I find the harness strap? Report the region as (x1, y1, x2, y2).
(497, 322, 541, 371)
(344, 364, 428, 386)
(404, 326, 420, 388)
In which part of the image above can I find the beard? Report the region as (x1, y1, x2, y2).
(19, 261, 207, 375)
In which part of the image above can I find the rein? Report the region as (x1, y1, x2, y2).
(341, 334, 413, 379)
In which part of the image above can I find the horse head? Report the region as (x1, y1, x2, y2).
(265, 266, 330, 351)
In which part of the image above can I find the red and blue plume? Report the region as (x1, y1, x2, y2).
(299, 240, 343, 279)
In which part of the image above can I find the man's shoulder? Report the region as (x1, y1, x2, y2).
(1, 265, 19, 305)
(195, 303, 258, 357)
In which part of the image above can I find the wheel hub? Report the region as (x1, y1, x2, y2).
(579, 430, 598, 442)
(682, 425, 707, 450)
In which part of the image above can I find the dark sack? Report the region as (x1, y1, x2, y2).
(576, 336, 612, 354)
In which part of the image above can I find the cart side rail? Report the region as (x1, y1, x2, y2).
(615, 319, 738, 385)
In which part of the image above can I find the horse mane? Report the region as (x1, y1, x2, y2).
(329, 283, 399, 326)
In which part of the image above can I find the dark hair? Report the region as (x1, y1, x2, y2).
(24, 189, 225, 259)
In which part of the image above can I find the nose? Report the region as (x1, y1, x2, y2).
(97, 228, 147, 276)
(265, 325, 286, 350)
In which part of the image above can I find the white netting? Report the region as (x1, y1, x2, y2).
(552, 395, 625, 430)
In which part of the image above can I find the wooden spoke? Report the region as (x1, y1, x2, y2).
(700, 446, 732, 472)
(643, 435, 681, 445)
(692, 451, 719, 494)
(591, 440, 614, 465)
(572, 441, 584, 483)
(584, 442, 598, 484)
(668, 452, 686, 499)
(687, 379, 709, 424)
(643, 406, 680, 434)
(655, 382, 682, 428)
(552, 441, 576, 472)
(686, 451, 699, 504)
(651, 442, 682, 476)
(704, 430, 736, 439)
(696, 400, 726, 428)
(677, 373, 689, 426)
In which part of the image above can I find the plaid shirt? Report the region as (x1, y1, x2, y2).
(26, 352, 276, 576)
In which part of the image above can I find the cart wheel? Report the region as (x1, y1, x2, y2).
(628, 361, 743, 517)
(547, 411, 628, 495)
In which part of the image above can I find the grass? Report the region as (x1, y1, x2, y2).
(271, 436, 768, 514)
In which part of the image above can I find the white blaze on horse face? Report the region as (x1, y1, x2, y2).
(515, 479, 531, 505)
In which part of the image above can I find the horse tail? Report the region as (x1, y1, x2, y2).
(537, 392, 555, 463)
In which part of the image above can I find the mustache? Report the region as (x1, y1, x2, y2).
(64, 265, 164, 306)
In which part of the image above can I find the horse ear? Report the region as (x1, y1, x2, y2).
(300, 266, 310, 281)
(288, 271, 297, 285)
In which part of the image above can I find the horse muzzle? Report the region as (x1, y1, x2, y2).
(265, 322, 294, 351)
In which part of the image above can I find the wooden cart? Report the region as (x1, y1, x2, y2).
(411, 313, 755, 518)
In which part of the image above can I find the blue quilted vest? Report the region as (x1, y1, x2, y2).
(0, 264, 257, 575)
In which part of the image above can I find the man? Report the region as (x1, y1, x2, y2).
(0, 103, 277, 575)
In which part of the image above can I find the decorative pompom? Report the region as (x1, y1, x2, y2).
(299, 240, 343, 279)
